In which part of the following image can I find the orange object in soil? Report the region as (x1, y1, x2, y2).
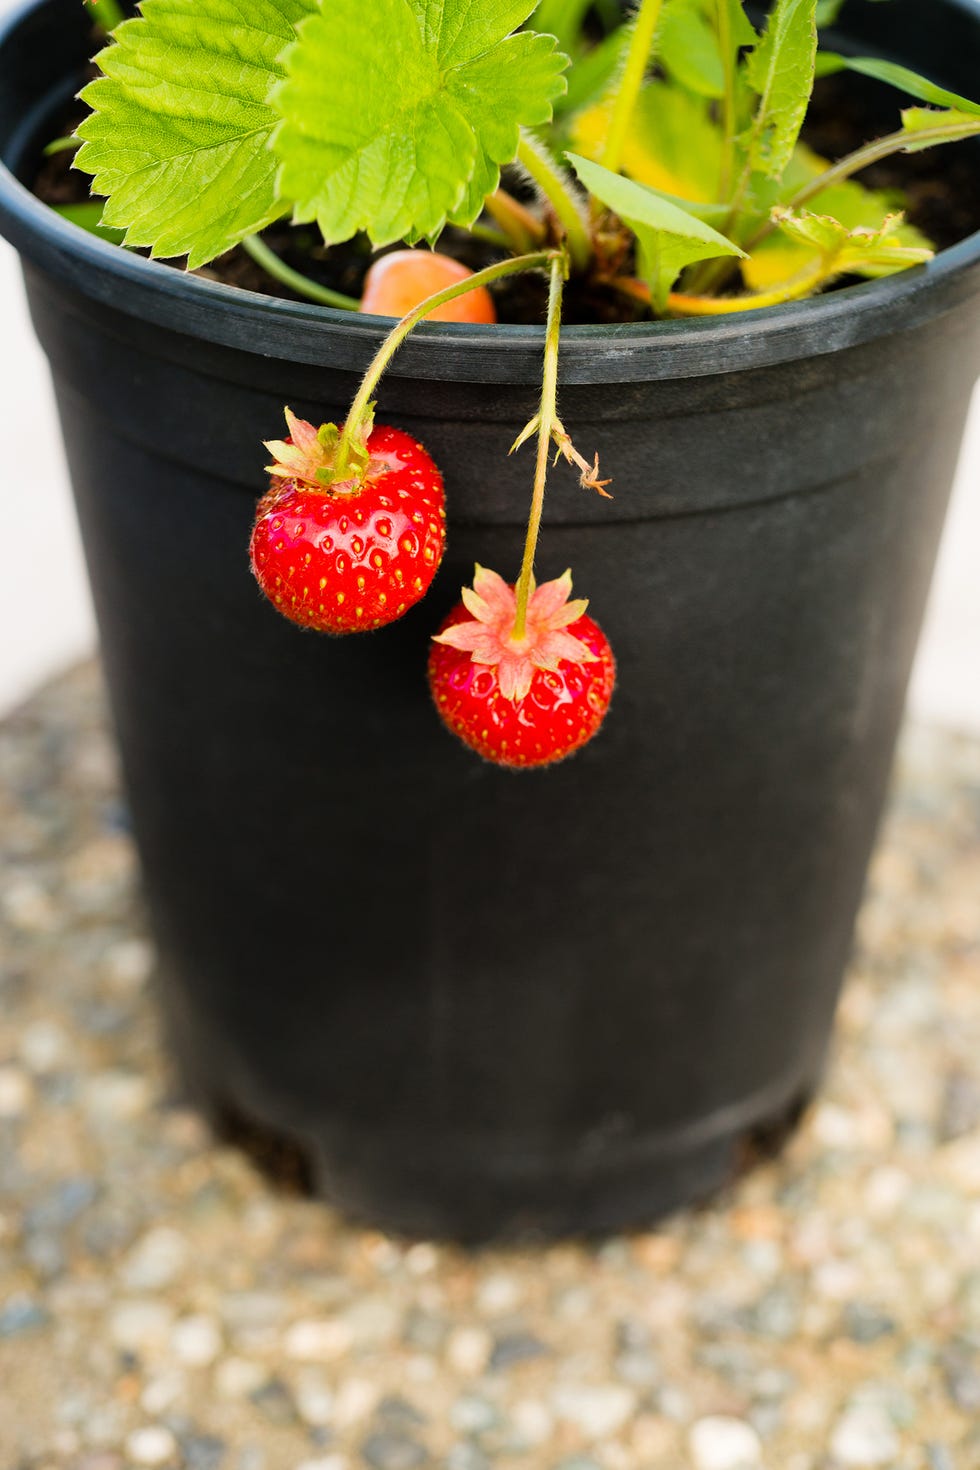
(360, 250, 497, 324)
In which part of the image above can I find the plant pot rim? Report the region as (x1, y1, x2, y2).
(2, 0, 980, 386)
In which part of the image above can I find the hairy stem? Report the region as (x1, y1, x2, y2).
(334, 250, 560, 481)
(89, 0, 125, 31)
(600, 0, 664, 175)
(241, 235, 360, 311)
(483, 188, 548, 253)
(716, 0, 737, 198)
(513, 254, 566, 640)
(468, 220, 513, 250)
(516, 134, 591, 272)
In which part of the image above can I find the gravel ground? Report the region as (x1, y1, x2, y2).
(2, 662, 980, 1470)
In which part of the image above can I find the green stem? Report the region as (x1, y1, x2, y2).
(483, 188, 547, 253)
(513, 254, 566, 640)
(516, 134, 591, 272)
(716, 0, 737, 198)
(467, 221, 512, 249)
(240, 235, 360, 311)
(600, 0, 664, 175)
(334, 249, 560, 481)
(43, 135, 80, 157)
(89, 0, 125, 32)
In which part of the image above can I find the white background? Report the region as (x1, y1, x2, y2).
(0, 0, 977, 728)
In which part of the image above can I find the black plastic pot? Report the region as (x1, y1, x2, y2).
(3, 0, 979, 1239)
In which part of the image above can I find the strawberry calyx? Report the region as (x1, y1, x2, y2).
(264, 406, 377, 493)
(432, 565, 597, 702)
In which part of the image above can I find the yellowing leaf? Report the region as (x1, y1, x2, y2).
(745, 144, 933, 288)
(571, 82, 724, 202)
(772, 207, 933, 278)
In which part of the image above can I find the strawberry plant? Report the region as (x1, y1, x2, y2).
(65, 0, 980, 767)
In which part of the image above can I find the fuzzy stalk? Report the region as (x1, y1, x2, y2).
(715, 0, 738, 198)
(483, 188, 548, 253)
(516, 134, 591, 272)
(334, 249, 560, 481)
(89, 0, 125, 31)
(512, 254, 566, 640)
(600, 0, 664, 175)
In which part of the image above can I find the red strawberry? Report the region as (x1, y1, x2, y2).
(250, 410, 445, 633)
(428, 566, 615, 768)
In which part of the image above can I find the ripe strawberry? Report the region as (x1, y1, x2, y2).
(428, 566, 615, 768)
(250, 410, 445, 633)
(360, 250, 497, 324)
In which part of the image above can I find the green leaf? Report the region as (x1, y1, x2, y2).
(659, 0, 724, 99)
(773, 206, 933, 276)
(272, 0, 568, 248)
(816, 54, 980, 116)
(744, 0, 818, 179)
(567, 151, 743, 310)
(900, 106, 980, 150)
(74, 0, 316, 268)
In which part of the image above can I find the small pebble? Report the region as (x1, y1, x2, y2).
(488, 1331, 549, 1371)
(510, 1398, 553, 1446)
(110, 1300, 174, 1352)
(85, 1070, 152, 1120)
(829, 1406, 900, 1467)
(125, 1426, 178, 1466)
(404, 1242, 439, 1275)
(171, 1314, 222, 1366)
(294, 1371, 334, 1428)
(552, 1384, 636, 1439)
(181, 1434, 226, 1470)
(140, 1373, 186, 1415)
(103, 936, 155, 990)
(450, 1396, 499, 1434)
(214, 1358, 268, 1400)
(249, 1377, 297, 1426)
(445, 1448, 490, 1470)
(121, 1227, 189, 1291)
(446, 1326, 492, 1376)
(842, 1303, 896, 1344)
(360, 1433, 428, 1470)
(333, 1377, 379, 1428)
(0, 1294, 49, 1337)
(689, 1417, 763, 1470)
(284, 1317, 353, 1361)
(19, 1020, 70, 1072)
(0, 1065, 32, 1117)
(475, 1274, 521, 1315)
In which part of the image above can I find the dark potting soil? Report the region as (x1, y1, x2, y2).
(32, 71, 980, 327)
